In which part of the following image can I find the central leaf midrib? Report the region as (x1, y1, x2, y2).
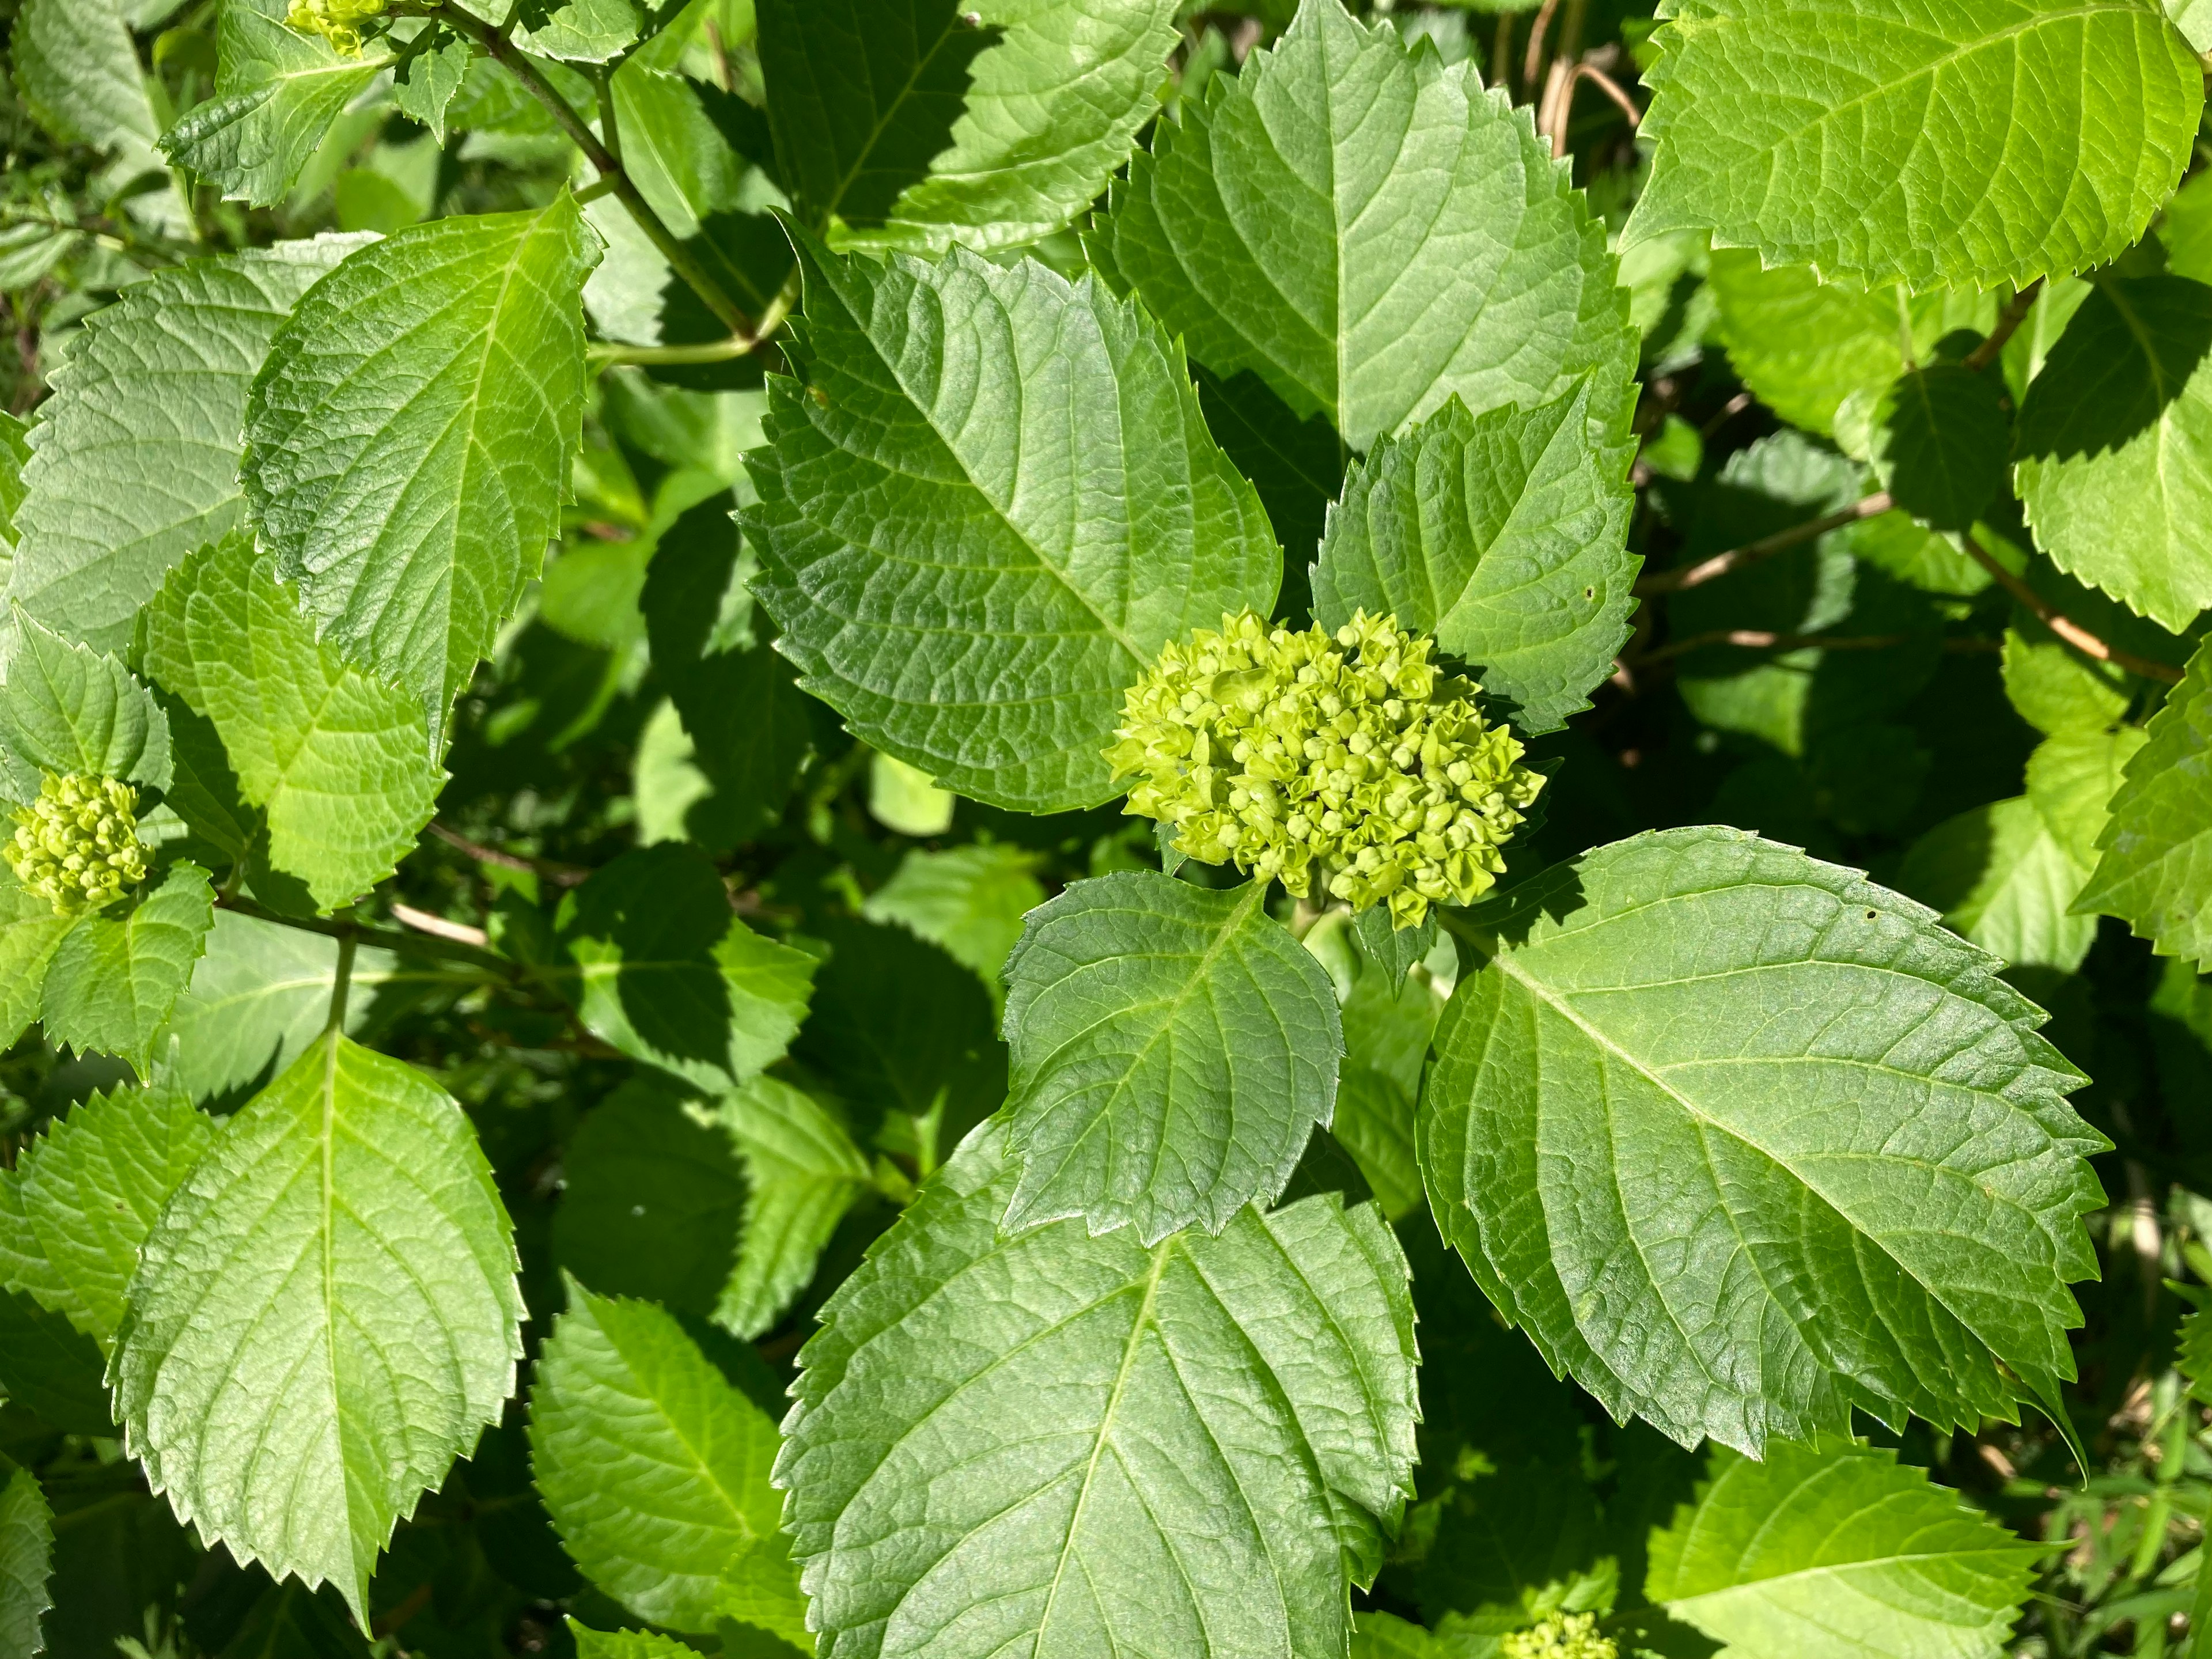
(1488, 947, 1994, 1351)
(825, 261, 1147, 663)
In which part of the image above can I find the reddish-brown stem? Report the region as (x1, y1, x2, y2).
(1635, 493, 1893, 596)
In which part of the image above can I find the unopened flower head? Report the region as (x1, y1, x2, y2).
(1106, 609, 1543, 929)
(286, 0, 385, 52)
(1501, 1612, 1616, 1659)
(6, 772, 147, 916)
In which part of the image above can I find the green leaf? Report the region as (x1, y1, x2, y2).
(2001, 622, 2133, 737)
(1627, 0, 2203, 290)
(741, 230, 1279, 812)
(2028, 726, 2147, 875)
(0, 868, 72, 1052)
(161, 0, 399, 206)
(1309, 382, 1637, 734)
(7, 237, 366, 654)
(758, 0, 1179, 252)
(163, 910, 449, 1105)
(861, 843, 1044, 1001)
(530, 1281, 805, 1641)
(567, 1624, 724, 1659)
(999, 873, 1343, 1241)
(242, 196, 601, 726)
(2075, 639, 2212, 968)
(1897, 796, 2097, 974)
(556, 844, 817, 1092)
(1703, 249, 1993, 438)
(2014, 274, 2212, 632)
(778, 1119, 1420, 1659)
(0, 411, 32, 556)
(7, 1081, 213, 1349)
(0, 1467, 53, 1659)
(551, 1084, 750, 1319)
(139, 533, 442, 910)
(112, 1032, 524, 1622)
(514, 0, 641, 60)
(0, 1289, 115, 1436)
(0, 609, 169, 797)
(1420, 825, 2105, 1453)
(391, 29, 472, 142)
(1092, 0, 1635, 452)
(13, 0, 161, 165)
(1869, 366, 2008, 533)
(711, 1075, 875, 1340)
(1646, 1440, 2036, 1658)
(41, 863, 215, 1071)
(793, 918, 1007, 1173)
(640, 500, 813, 847)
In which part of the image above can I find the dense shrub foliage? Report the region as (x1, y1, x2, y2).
(0, 1, 2208, 1656)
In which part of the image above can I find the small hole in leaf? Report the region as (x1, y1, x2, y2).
(1584, 586, 1596, 600)
(1865, 910, 1878, 920)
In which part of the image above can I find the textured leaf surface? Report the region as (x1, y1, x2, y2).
(243, 198, 599, 724)
(557, 844, 817, 1092)
(9, 1081, 212, 1348)
(163, 910, 446, 1104)
(1309, 384, 1635, 733)
(531, 1282, 805, 1639)
(1628, 0, 2203, 290)
(1419, 825, 2105, 1453)
(0, 870, 70, 1054)
(1703, 249, 1991, 437)
(160, 0, 396, 206)
(1000, 873, 1343, 1241)
(41, 863, 214, 1071)
(759, 0, 1178, 252)
(742, 232, 1279, 812)
(1093, 0, 1635, 452)
(141, 534, 441, 909)
(1870, 365, 2008, 532)
(0, 1467, 52, 1659)
(6, 237, 363, 653)
(0, 610, 169, 797)
(112, 1032, 523, 1620)
(713, 1075, 875, 1340)
(1647, 1440, 2036, 1658)
(2015, 274, 2212, 631)
(1898, 796, 2096, 973)
(777, 1119, 1419, 1659)
(13, 0, 159, 158)
(2076, 639, 2212, 968)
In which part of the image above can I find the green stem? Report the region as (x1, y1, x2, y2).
(218, 892, 512, 979)
(408, 1, 755, 337)
(327, 929, 358, 1035)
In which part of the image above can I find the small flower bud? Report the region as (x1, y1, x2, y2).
(285, 0, 386, 52)
(1501, 1612, 1616, 1659)
(5, 772, 148, 916)
(1107, 609, 1543, 929)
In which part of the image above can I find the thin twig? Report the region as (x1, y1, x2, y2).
(429, 821, 590, 885)
(391, 903, 493, 948)
(217, 893, 513, 975)
(403, 1, 756, 338)
(326, 930, 358, 1033)
(1570, 61, 1641, 128)
(1957, 532, 2185, 684)
(1635, 492, 1893, 596)
(1627, 628, 1913, 668)
(588, 271, 800, 366)
(1698, 389, 1754, 440)
(1961, 279, 2045, 374)
(1522, 0, 1562, 91)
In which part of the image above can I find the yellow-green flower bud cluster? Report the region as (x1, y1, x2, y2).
(5, 772, 147, 916)
(1501, 1612, 1616, 1659)
(1106, 609, 1543, 929)
(285, 0, 385, 52)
